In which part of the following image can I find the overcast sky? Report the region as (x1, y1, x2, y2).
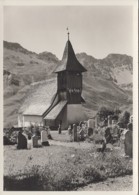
(4, 6, 133, 59)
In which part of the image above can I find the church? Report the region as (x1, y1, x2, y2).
(18, 35, 87, 129)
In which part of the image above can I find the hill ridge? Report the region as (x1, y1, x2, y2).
(3, 40, 132, 127)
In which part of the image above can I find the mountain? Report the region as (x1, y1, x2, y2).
(3, 41, 132, 128)
(76, 53, 132, 87)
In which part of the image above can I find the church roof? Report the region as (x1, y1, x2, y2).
(54, 40, 87, 73)
(19, 77, 86, 117)
(44, 100, 67, 120)
(19, 78, 57, 116)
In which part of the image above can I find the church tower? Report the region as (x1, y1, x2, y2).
(54, 31, 87, 127)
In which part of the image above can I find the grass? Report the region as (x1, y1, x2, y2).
(4, 143, 132, 191)
(50, 130, 71, 142)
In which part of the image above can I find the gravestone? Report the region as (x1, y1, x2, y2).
(87, 128, 94, 136)
(112, 125, 120, 138)
(127, 123, 133, 131)
(112, 119, 117, 126)
(108, 115, 112, 127)
(79, 128, 85, 141)
(95, 116, 98, 128)
(105, 127, 112, 144)
(87, 118, 95, 129)
(120, 129, 128, 148)
(130, 115, 133, 123)
(124, 130, 133, 157)
(41, 130, 49, 146)
(73, 124, 77, 142)
(87, 118, 95, 136)
(32, 135, 38, 148)
(17, 131, 27, 149)
(58, 124, 62, 134)
(68, 125, 72, 135)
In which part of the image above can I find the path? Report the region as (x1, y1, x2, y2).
(49, 139, 117, 151)
(49, 140, 95, 149)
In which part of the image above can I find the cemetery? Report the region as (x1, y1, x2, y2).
(4, 108, 133, 191)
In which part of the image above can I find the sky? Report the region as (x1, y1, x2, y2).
(4, 6, 133, 59)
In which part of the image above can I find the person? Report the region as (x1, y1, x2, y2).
(58, 121, 62, 134)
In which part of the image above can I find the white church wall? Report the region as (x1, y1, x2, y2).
(67, 104, 87, 125)
(19, 115, 44, 127)
(57, 107, 68, 130)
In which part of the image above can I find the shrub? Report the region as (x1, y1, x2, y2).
(118, 111, 130, 128)
(97, 106, 114, 120)
(83, 166, 106, 182)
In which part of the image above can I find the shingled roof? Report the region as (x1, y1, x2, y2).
(54, 40, 87, 73)
(19, 78, 57, 116)
(19, 77, 86, 117)
(44, 100, 67, 120)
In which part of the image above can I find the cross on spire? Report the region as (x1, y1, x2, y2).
(66, 27, 70, 40)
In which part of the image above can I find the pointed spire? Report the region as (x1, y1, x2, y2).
(54, 39, 87, 73)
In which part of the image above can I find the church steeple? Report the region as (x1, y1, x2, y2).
(54, 39, 87, 73)
(54, 35, 87, 104)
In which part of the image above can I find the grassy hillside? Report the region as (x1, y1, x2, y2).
(3, 41, 132, 128)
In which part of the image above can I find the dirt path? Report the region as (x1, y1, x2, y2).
(49, 140, 95, 149)
(77, 175, 132, 191)
(49, 139, 118, 151)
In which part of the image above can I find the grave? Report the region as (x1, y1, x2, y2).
(79, 128, 85, 141)
(108, 115, 112, 127)
(41, 129, 49, 146)
(124, 130, 132, 158)
(127, 123, 133, 131)
(17, 131, 27, 149)
(73, 124, 77, 141)
(87, 118, 95, 136)
(32, 134, 39, 148)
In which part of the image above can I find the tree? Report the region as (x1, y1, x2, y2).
(97, 106, 114, 120)
(118, 111, 130, 128)
(114, 108, 121, 115)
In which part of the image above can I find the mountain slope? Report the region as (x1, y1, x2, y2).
(77, 53, 133, 87)
(3, 41, 132, 127)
